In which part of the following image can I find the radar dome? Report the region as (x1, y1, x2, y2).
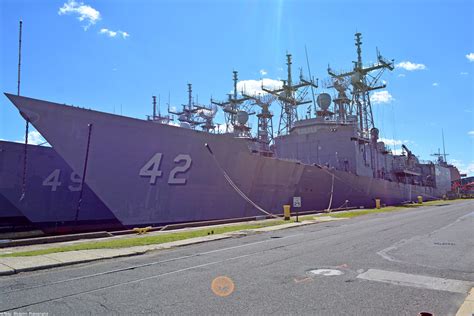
(236, 111, 249, 125)
(317, 93, 331, 111)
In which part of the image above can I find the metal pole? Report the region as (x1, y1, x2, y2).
(17, 20, 22, 95)
(442, 128, 447, 162)
(305, 45, 317, 116)
(74, 124, 93, 227)
(18, 20, 29, 201)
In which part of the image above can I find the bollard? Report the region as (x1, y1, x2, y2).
(283, 205, 291, 220)
(375, 198, 381, 209)
(417, 195, 423, 204)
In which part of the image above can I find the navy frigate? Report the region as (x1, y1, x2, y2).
(4, 33, 457, 228)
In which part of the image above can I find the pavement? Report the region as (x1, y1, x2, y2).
(0, 200, 473, 315)
(0, 216, 342, 276)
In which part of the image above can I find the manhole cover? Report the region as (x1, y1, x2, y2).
(308, 269, 344, 276)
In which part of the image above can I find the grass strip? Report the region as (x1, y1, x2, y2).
(0, 219, 294, 257)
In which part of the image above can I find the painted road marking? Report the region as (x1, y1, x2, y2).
(456, 287, 474, 316)
(309, 269, 344, 276)
(357, 269, 473, 294)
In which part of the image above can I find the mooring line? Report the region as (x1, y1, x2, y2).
(204, 143, 281, 219)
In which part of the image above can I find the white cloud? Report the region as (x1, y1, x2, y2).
(379, 137, 409, 146)
(396, 61, 426, 71)
(259, 69, 267, 76)
(397, 73, 406, 78)
(99, 28, 129, 39)
(466, 53, 474, 62)
(58, 0, 100, 30)
(16, 130, 47, 146)
(432, 82, 439, 87)
(462, 163, 474, 176)
(236, 78, 283, 96)
(451, 159, 474, 176)
(460, 72, 469, 75)
(371, 90, 394, 104)
(468, 131, 474, 137)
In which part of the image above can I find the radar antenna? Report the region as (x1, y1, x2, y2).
(211, 71, 253, 136)
(262, 53, 318, 135)
(242, 92, 276, 146)
(168, 83, 206, 128)
(198, 104, 218, 133)
(328, 32, 394, 138)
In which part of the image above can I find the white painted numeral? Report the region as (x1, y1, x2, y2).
(68, 172, 83, 191)
(168, 154, 192, 185)
(42, 169, 62, 191)
(139, 153, 163, 184)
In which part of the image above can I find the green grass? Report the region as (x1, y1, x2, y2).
(0, 219, 294, 257)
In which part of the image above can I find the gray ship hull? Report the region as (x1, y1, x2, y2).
(0, 140, 122, 233)
(5, 94, 450, 227)
(0, 192, 30, 228)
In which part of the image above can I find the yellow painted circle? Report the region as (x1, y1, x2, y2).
(211, 276, 235, 297)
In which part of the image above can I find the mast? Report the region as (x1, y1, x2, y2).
(148, 94, 172, 124)
(442, 128, 447, 163)
(430, 130, 449, 164)
(328, 32, 394, 138)
(242, 92, 276, 146)
(211, 71, 251, 134)
(17, 20, 22, 96)
(168, 83, 206, 128)
(263, 53, 318, 135)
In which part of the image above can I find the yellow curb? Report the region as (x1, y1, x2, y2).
(456, 287, 474, 316)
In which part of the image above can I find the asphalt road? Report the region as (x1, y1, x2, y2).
(1, 201, 473, 315)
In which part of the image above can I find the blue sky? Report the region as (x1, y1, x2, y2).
(1, 0, 473, 175)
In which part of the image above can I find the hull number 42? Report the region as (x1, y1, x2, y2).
(139, 153, 192, 185)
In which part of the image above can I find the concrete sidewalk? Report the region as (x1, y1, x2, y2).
(0, 216, 343, 276)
